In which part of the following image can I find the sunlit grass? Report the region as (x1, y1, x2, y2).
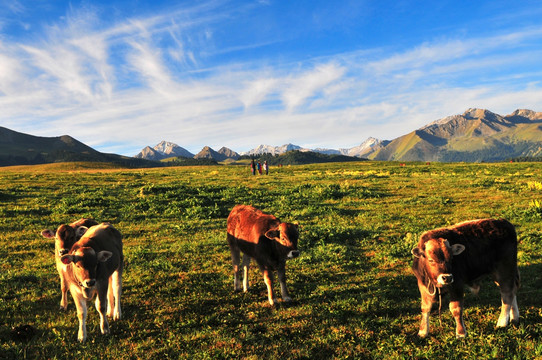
(1, 161, 542, 358)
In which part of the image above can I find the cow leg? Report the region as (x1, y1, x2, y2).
(107, 270, 122, 320)
(261, 267, 276, 306)
(277, 262, 292, 302)
(242, 254, 251, 292)
(72, 292, 88, 342)
(496, 266, 520, 327)
(230, 246, 242, 292)
(59, 274, 69, 311)
(497, 289, 519, 327)
(510, 295, 519, 324)
(112, 270, 122, 320)
(107, 278, 114, 317)
(418, 288, 433, 338)
(449, 299, 466, 338)
(95, 284, 110, 335)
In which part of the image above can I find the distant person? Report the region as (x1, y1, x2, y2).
(257, 162, 262, 175)
(263, 161, 268, 175)
(251, 159, 256, 175)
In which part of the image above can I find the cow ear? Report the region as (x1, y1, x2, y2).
(411, 247, 424, 258)
(451, 244, 466, 255)
(41, 229, 55, 239)
(265, 229, 280, 241)
(75, 226, 88, 239)
(61, 254, 75, 265)
(97, 251, 113, 263)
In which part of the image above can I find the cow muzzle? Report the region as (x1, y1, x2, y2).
(59, 249, 69, 256)
(287, 250, 300, 259)
(84, 279, 96, 288)
(437, 274, 454, 286)
(80, 280, 97, 299)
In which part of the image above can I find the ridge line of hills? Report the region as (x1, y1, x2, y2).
(2, 108, 542, 167)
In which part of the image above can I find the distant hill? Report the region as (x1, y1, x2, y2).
(161, 157, 218, 166)
(194, 146, 228, 161)
(240, 150, 365, 166)
(0, 126, 156, 168)
(217, 147, 240, 160)
(369, 109, 542, 162)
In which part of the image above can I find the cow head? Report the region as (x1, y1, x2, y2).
(41, 225, 90, 257)
(61, 247, 112, 299)
(412, 238, 465, 287)
(265, 222, 300, 259)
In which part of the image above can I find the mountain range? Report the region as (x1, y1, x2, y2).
(135, 137, 389, 162)
(2, 108, 542, 167)
(134, 108, 542, 162)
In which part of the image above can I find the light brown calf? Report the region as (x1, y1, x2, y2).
(60, 223, 123, 342)
(226, 205, 300, 306)
(41, 218, 99, 310)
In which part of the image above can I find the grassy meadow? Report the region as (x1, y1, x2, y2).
(2, 161, 542, 359)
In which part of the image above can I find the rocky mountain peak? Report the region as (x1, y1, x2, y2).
(508, 109, 542, 121)
(463, 108, 499, 121)
(217, 147, 240, 160)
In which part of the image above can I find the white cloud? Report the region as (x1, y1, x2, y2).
(241, 77, 279, 109)
(281, 63, 346, 111)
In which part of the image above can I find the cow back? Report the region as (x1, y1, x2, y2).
(418, 219, 517, 283)
(227, 205, 280, 243)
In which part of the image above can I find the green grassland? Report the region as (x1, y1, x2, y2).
(2, 161, 542, 359)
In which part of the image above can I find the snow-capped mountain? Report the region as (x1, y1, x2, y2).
(241, 143, 310, 156)
(339, 137, 389, 157)
(135, 141, 194, 160)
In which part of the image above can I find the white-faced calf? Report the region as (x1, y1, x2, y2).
(411, 218, 519, 338)
(226, 205, 300, 306)
(60, 223, 123, 342)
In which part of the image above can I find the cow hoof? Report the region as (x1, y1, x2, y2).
(283, 296, 293, 302)
(417, 331, 428, 338)
(456, 333, 467, 339)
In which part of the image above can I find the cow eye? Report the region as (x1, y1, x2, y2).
(428, 259, 435, 264)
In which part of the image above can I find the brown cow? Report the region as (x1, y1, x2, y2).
(226, 205, 300, 306)
(411, 218, 519, 338)
(60, 223, 123, 342)
(41, 218, 99, 310)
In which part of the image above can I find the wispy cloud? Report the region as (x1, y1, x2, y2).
(281, 63, 346, 111)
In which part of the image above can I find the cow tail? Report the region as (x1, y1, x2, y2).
(515, 267, 521, 290)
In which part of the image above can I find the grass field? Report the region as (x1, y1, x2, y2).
(2, 161, 542, 359)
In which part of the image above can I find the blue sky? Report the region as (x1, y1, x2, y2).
(1, 0, 542, 156)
